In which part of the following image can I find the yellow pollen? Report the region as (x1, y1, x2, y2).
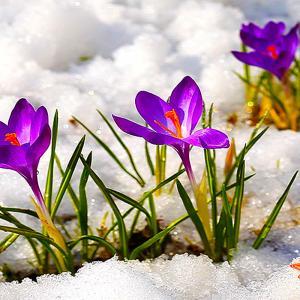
(5, 133, 21, 146)
(154, 109, 183, 138)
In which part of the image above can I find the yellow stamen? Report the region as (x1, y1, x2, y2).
(4, 133, 20, 146)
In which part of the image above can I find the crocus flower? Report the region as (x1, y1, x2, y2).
(0, 98, 51, 207)
(113, 76, 229, 176)
(113, 76, 229, 240)
(0, 99, 68, 269)
(232, 21, 299, 80)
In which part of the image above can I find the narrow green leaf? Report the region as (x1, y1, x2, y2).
(105, 169, 185, 237)
(73, 116, 144, 186)
(253, 171, 298, 249)
(0, 207, 38, 218)
(233, 160, 245, 246)
(129, 213, 189, 260)
(55, 155, 80, 211)
(51, 136, 85, 218)
(79, 152, 92, 250)
(68, 235, 116, 255)
(0, 233, 19, 253)
(221, 185, 235, 257)
(45, 110, 58, 211)
(176, 180, 213, 258)
(145, 140, 155, 176)
(225, 127, 268, 185)
(215, 173, 255, 197)
(97, 110, 145, 185)
(108, 189, 152, 224)
(81, 157, 128, 258)
(204, 149, 217, 236)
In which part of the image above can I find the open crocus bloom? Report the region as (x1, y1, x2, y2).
(232, 21, 299, 80)
(113, 76, 229, 155)
(0, 98, 51, 207)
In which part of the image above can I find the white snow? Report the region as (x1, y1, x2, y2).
(1, 251, 300, 300)
(0, 0, 300, 298)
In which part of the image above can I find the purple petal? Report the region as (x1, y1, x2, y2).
(183, 128, 229, 149)
(30, 106, 49, 144)
(0, 145, 30, 177)
(27, 125, 51, 167)
(0, 121, 10, 146)
(263, 21, 286, 39)
(169, 76, 203, 136)
(232, 50, 283, 79)
(135, 91, 174, 134)
(8, 98, 35, 144)
(113, 115, 182, 146)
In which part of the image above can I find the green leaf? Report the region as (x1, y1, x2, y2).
(215, 173, 255, 197)
(0, 233, 19, 253)
(0, 207, 38, 218)
(97, 110, 145, 186)
(68, 235, 116, 255)
(44, 110, 58, 211)
(108, 189, 152, 224)
(81, 157, 128, 258)
(233, 159, 245, 246)
(105, 169, 185, 237)
(73, 116, 144, 186)
(129, 213, 189, 260)
(55, 155, 80, 212)
(145, 140, 155, 176)
(253, 171, 298, 249)
(221, 185, 235, 259)
(224, 127, 268, 185)
(51, 136, 85, 218)
(204, 149, 217, 235)
(176, 180, 213, 258)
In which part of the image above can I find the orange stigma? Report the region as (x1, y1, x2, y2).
(5, 133, 21, 146)
(290, 263, 300, 279)
(154, 109, 183, 138)
(266, 45, 279, 59)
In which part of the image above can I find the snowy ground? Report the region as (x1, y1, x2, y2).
(0, 0, 300, 298)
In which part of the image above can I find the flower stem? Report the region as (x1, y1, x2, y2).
(30, 179, 72, 273)
(178, 146, 212, 242)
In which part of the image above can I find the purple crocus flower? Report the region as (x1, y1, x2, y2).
(113, 76, 229, 186)
(232, 21, 299, 80)
(0, 98, 51, 208)
(0, 98, 68, 269)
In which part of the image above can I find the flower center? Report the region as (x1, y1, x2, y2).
(5, 133, 21, 146)
(266, 45, 279, 60)
(154, 109, 183, 138)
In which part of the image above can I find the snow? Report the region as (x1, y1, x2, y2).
(1, 251, 300, 300)
(0, 0, 300, 298)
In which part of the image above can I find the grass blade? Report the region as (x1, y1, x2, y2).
(79, 152, 92, 260)
(253, 171, 298, 249)
(0, 233, 19, 253)
(51, 136, 85, 218)
(145, 140, 154, 176)
(73, 116, 144, 186)
(44, 110, 58, 211)
(233, 160, 245, 246)
(68, 235, 116, 255)
(81, 157, 128, 258)
(129, 213, 189, 260)
(104, 169, 185, 237)
(97, 109, 145, 185)
(108, 189, 152, 224)
(176, 180, 213, 258)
